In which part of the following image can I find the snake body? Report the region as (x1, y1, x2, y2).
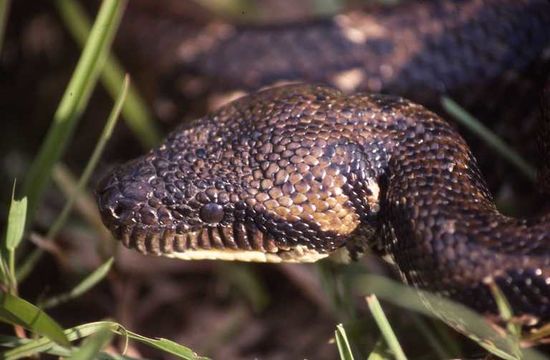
(99, 0, 550, 325)
(122, 0, 550, 193)
(121, 0, 550, 122)
(97, 83, 550, 324)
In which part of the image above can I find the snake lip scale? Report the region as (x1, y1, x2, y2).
(97, 83, 550, 325)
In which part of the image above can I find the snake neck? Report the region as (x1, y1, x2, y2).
(369, 104, 550, 319)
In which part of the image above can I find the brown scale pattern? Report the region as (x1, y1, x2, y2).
(97, 84, 550, 323)
(120, 0, 550, 121)
(119, 0, 550, 202)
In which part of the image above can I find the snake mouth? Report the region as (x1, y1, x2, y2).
(108, 222, 329, 263)
(96, 162, 330, 263)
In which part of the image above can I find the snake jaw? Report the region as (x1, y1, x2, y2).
(96, 162, 336, 261)
(104, 220, 333, 263)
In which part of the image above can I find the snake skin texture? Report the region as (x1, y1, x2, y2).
(97, 84, 550, 324)
(120, 0, 550, 200)
(119, 0, 550, 121)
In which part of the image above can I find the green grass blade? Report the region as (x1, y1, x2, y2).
(0, 335, 73, 359)
(442, 96, 536, 181)
(56, 0, 161, 148)
(0, 291, 70, 347)
(1, 321, 208, 360)
(409, 314, 457, 359)
(23, 0, 127, 219)
(124, 332, 208, 360)
(335, 323, 355, 360)
(0, 259, 10, 289)
(0, 333, 138, 360)
(355, 275, 548, 360)
(41, 258, 114, 309)
(0, 335, 39, 349)
(18, 75, 129, 282)
(5, 188, 27, 252)
(47, 76, 128, 240)
(0, 0, 10, 53)
(69, 326, 114, 360)
(486, 279, 522, 340)
(1, 321, 117, 360)
(366, 295, 407, 360)
(4, 185, 27, 287)
(366, 339, 390, 360)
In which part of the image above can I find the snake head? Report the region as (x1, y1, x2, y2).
(96, 84, 381, 262)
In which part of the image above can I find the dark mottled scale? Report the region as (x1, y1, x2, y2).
(496, 270, 550, 316)
(97, 83, 550, 324)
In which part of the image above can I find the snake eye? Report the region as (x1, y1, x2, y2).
(199, 203, 225, 224)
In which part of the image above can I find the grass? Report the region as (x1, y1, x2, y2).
(17, 75, 128, 282)
(0, 1, 208, 358)
(55, 0, 161, 149)
(0, 321, 207, 360)
(22, 0, 127, 220)
(442, 97, 537, 182)
(335, 323, 355, 360)
(366, 295, 407, 360)
(1, 0, 548, 359)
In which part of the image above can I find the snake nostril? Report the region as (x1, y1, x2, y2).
(113, 204, 125, 218)
(106, 198, 140, 222)
(199, 203, 225, 224)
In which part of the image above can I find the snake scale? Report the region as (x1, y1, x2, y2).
(98, 0, 550, 326)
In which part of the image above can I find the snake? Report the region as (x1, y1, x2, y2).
(121, 0, 550, 125)
(98, 0, 550, 325)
